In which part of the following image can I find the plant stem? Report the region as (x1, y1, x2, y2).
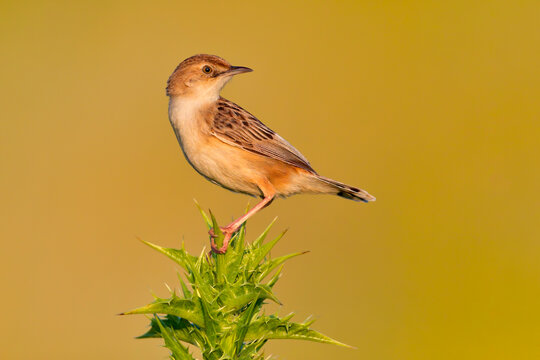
(215, 248, 225, 284)
(211, 215, 225, 283)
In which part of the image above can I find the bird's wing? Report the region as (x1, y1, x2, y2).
(210, 98, 316, 174)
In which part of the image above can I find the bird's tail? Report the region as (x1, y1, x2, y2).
(315, 175, 376, 203)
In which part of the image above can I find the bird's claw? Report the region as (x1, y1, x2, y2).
(210, 240, 227, 254)
(208, 228, 234, 254)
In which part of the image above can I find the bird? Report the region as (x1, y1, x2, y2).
(166, 54, 375, 254)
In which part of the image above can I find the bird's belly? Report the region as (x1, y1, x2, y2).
(180, 135, 263, 196)
(181, 134, 310, 198)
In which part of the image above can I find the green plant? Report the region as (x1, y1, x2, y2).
(121, 204, 350, 359)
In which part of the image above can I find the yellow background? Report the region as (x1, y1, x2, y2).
(1, 1, 539, 359)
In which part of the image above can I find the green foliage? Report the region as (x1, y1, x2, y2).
(122, 206, 350, 359)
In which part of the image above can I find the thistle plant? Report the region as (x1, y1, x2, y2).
(122, 205, 350, 359)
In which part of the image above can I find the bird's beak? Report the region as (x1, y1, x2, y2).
(220, 66, 253, 77)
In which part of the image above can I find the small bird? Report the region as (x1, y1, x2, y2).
(167, 54, 375, 253)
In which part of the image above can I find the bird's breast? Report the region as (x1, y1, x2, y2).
(168, 97, 234, 184)
(168, 97, 211, 160)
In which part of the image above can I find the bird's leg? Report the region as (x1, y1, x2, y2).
(210, 192, 275, 254)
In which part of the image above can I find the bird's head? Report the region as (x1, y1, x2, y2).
(166, 54, 252, 100)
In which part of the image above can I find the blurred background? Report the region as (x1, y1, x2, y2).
(1, 1, 539, 359)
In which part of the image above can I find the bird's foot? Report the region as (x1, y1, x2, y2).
(209, 226, 235, 254)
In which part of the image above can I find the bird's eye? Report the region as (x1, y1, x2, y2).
(202, 66, 212, 74)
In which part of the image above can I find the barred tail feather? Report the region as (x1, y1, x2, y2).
(316, 175, 376, 203)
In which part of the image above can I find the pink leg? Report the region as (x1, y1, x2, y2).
(210, 193, 275, 254)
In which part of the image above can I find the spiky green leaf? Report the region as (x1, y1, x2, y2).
(235, 298, 263, 355)
(245, 316, 352, 348)
(155, 315, 195, 360)
(257, 251, 308, 282)
(251, 217, 277, 248)
(177, 274, 192, 299)
(138, 316, 196, 345)
(141, 241, 197, 273)
(248, 230, 287, 271)
(122, 297, 204, 328)
(194, 200, 212, 229)
(197, 290, 218, 345)
(219, 284, 280, 311)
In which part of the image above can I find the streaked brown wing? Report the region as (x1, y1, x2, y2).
(210, 98, 316, 174)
